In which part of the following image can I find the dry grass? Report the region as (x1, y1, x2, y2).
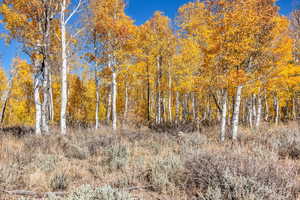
(0, 123, 300, 199)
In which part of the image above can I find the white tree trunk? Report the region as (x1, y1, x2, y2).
(124, 82, 128, 121)
(192, 93, 197, 120)
(274, 95, 279, 125)
(34, 79, 42, 135)
(49, 73, 54, 121)
(231, 85, 243, 140)
(106, 86, 112, 124)
(175, 91, 180, 123)
(168, 71, 172, 122)
(95, 77, 100, 129)
(252, 94, 256, 125)
(42, 66, 50, 133)
(60, 0, 68, 135)
(112, 70, 117, 131)
(156, 56, 162, 124)
(248, 98, 253, 128)
(220, 89, 227, 142)
(0, 74, 14, 124)
(255, 95, 262, 129)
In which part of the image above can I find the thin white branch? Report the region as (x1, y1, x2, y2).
(65, 0, 82, 24)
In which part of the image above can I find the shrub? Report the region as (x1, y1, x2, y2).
(185, 151, 298, 200)
(106, 143, 130, 171)
(147, 154, 184, 193)
(67, 184, 133, 200)
(49, 171, 69, 191)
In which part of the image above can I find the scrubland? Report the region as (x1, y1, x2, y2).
(1, 123, 300, 200)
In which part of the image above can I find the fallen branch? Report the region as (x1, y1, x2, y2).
(1, 189, 66, 198)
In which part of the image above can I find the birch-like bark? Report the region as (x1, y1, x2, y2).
(60, 0, 68, 135)
(124, 82, 128, 121)
(49, 73, 54, 121)
(106, 86, 112, 124)
(231, 85, 243, 140)
(112, 70, 117, 131)
(0, 73, 14, 124)
(42, 65, 50, 133)
(255, 95, 262, 129)
(220, 89, 227, 142)
(168, 70, 172, 122)
(34, 77, 42, 135)
(252, 94, 257, 125)
(155, 56, 162, 124)
(95, 76, 100, 129)
(175, 91, 180, 123)
(192, 93, 197, 120)
(265, 95, 269, 121)
(274, 95, 279, 125)
(247, 98, 253, 128)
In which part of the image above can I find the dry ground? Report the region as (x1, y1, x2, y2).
(0, 123, 300, 199)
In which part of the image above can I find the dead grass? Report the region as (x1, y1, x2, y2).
(0, 123, 300, 199)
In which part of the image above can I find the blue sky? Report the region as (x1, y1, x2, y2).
(0, 0, 296, 72)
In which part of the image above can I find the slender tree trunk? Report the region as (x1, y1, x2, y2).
(265, 95, 269, 121)
(124, 81, 128, 121)
(255, 95, 262, 129)
(146, 64, 151, 122)
(293, 95, 297, 120)
(0, 73, 14, 124)
(248, 98, 253, 128)
(42, 64, 50, 133)
(252, 94, 257, 125)
(168, 70, 172, 122)
(220, 89, 227, 142)
(274, 95, 279, 125)
(106, 85, 112, 124)
(49, 73, 54, 121)
(34, 78, 42, 135)
(175, 91, 180, 123)
(192, 93, 197, 121)
(112, 69, 117, 131)
(156, 56, 162, 124)
(231, 85, 243, 140)
(60, 0, 68, 135)
(95, 76, 100, 129)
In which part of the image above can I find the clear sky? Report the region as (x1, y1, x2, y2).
(0, 0, 296, 72)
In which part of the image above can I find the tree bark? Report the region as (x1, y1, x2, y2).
(124, 81, 128, 121)
(42, 64, 50, 133)
(274, 95, 279, 125)
(60, 0, 68, 135)
(111, 68, 117, 131)
(49, 73, 54, 121)
(168, 69, 172, 122)
(175, 91, 180, 123)
(34, 77, 42, 135)
(106, 85, 112, 124)
(231, 85, 243, 140)
(220, 89, 227, 142)
(255, 95, 262, 129)
(95, 76, 100, 129)
(247, 97, 253, 128)
(0, 73, 14, 124)
(155, 56, 162, 124)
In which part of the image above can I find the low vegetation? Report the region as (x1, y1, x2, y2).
(1, 123, 300, 199)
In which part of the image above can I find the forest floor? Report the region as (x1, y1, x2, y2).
(1, 123, 300, 199)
